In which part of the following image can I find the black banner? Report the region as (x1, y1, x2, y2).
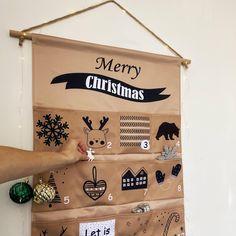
(51, 73, 170, 103)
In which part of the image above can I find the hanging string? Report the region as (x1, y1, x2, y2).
(18, 46, 25, 149)
(9, 0, 190, 68)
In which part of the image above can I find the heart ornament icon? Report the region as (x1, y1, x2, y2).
(83, 166, 107, 201)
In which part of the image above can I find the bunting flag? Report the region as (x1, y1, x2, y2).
(32, 34, 185, 236)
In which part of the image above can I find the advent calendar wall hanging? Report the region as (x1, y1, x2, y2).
(30, 33, 186, 236)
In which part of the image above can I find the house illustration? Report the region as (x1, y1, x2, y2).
(122, 167, 148, 190)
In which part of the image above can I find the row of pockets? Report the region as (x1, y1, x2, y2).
(32, 159, 183, 212)
(33, 107, 181, 155)
(32, 200, 185, 236)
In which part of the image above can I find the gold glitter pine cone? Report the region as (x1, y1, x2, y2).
(33, 180, 56, 204)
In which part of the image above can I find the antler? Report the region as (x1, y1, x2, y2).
(99, 116, 109, 130)
(82, 116, 93, 130)
(59, 226, 67, 236)
(40, 230, 48, 236)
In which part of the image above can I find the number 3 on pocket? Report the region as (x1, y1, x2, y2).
(141, 140, 150, 150)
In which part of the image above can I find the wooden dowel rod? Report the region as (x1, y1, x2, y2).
(9, 30, 191, 67)
(9, 30, 32, 46)
(9, 30, 32, 40)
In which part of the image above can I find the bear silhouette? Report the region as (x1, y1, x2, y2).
(156, 122, 179, 140)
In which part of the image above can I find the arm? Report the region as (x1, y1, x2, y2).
(0, 138, 88, 184)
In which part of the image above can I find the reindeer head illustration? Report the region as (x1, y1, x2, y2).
(40, 226, 67, 236)
(82, 116, 109, 149)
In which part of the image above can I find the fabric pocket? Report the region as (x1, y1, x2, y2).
(32, 159, 183, 212)
(34, 108, 181, 155)
(32, 203, 185, 236)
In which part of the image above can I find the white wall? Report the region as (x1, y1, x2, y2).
(0, 0, 236, 235)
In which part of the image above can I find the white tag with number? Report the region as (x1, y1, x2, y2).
(141, 140, 150, 150)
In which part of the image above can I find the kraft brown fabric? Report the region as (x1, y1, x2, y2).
(32, 198, 184, 221)
(34, 107, 181, 155)
(32, 34, 182, 114)
(32, 206, 184, 236)
(32, 159, 183, 212)
(31, 33, 185, 236)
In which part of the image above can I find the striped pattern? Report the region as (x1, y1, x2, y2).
(120, 116, 150, 147)
(84, 186, 106, 198)
(120, 116, 149, 121)
(120, 129, 150, 134)
(48, 172, 61, 204)
(83, 181, 106, 200)
(120, 135, 150, 141)
(120, 122, 150, 127)
(120, 142, 142, 147)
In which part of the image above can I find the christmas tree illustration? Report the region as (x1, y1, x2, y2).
(48, 172, 62, 203)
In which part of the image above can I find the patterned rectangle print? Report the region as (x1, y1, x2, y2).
(120, 115, 150, 148)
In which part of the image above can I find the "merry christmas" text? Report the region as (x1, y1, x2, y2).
(95, 57, 141, 80)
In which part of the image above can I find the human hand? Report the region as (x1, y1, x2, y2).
(60, 137, 88, 164)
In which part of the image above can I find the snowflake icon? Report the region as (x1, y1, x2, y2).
(36, 114, 69, 146)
